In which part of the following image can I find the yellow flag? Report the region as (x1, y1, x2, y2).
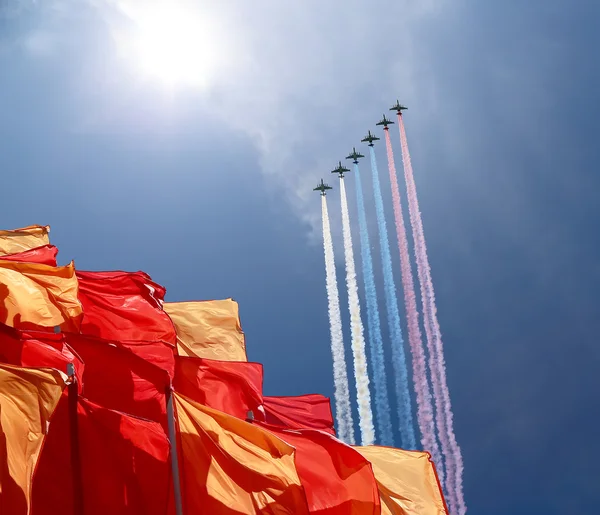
(0, 226, 50, 256)
(174, 392, 309, 514)
(164, 299, 246, 361)
(0, 364, 67, 514)
(354, 446, 448, 515)
(0, 260, 82, 332)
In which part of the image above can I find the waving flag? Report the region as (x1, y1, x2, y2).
(66, 334, 171, 427)
(76, 271, 176, 344)
(32, 396, 173, 515)
(263, 395, 335, 435)
(0, 246, 58, 266)
(174, 357, 263, 420)
(0, 324, 84, 389)
(0, 364, 66, 515)
(174, 392, 309, 514)
(0, 226, 50, 256)
(164, 299, 246, 361)
(0, 260, 82, 332)
(354, 446, 448, 515)
(258, 423, 380, 515)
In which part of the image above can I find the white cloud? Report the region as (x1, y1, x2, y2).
(81, 0, 453, 237)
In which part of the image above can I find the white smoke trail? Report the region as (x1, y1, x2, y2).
(321, 195, 356, 444)
(398, 114, 466, 514)
(339, 178, 375, 445)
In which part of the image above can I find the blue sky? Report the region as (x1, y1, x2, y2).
(1, 1, 599, 513)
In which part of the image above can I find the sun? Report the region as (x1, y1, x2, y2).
(128, 4, 216, 87)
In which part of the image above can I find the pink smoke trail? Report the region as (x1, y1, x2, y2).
(397, 114, 466, 514)
(383, 128, 443, 479)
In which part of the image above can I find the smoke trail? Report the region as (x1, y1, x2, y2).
(339, 178, 375, 445)
(397, 114, 466, 514)
(321, 195, 356, 445)
(349, 164, 393, 446)
(368, 146, 416, 450)
(383, 129, 443, 476)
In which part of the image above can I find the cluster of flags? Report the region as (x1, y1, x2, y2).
(0, 224, 448, 514)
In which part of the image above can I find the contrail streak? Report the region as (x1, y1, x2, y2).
(350, 163, 393, 446)
(321, 194, 356, 444)
(339, 178, 375, 445)
(383, 128, 443, 476)
(368, 145, 417, 450)
(397, 114, 466, 514)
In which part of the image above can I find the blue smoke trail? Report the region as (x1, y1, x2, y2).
(368, 146, 417, 449)
(352, 162, 394, 446)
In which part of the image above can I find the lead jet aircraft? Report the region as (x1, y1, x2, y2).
(361, 130, 380, 146)
(390, 100, 408, 114)
(313, 179, 333, 196)
(331, 161, 351, 178)
(376, 114, 394, 128)
(345, 147, 364, 164)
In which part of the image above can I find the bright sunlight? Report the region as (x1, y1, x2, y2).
(126, 3, 217, 87)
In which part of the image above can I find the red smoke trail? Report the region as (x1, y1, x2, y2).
(397, 114, 466, 514)
(383, 128, 443, 479)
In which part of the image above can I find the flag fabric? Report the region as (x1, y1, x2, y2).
(0, 324, 84, 390)
(174, 392, 309, 515)
(174, 357, 263, 420)
(258, 423, 380, 515)
(112, 339, 176, 379)
(32, 396, 173, 515)
(263, 395, 335, 435)
(76, 270, 176, 344)
(0, 364, 66, 515)
(164, 299, 246, 361)
(0, 226, 50, 256)
(353, 446, 448, 515)
(0, 260, 82, 332)
(66, 334, 171, 428)
(0, 246, 58, 266)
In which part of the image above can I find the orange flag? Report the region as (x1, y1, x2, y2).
(164, 299, 246, 361)
(0, 260, 82, 332)
(0, 226, 50, 256)
(174, 392, 309, 514)
(353, 446, 448, 515)
(0, 364, 67, 515)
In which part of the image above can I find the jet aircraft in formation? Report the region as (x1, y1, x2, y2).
(345, 147, 364, 164)
(313, 179, 333, 196)
(361, 130, 380, 146)
(313, 101, 407, 193)
(331, 161, 351, 178)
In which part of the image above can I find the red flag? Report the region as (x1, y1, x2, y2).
(257, 423, 380, 515)
(76, 270, 176, 344)
(264, 394, 335, 435)
(32, 396, 173, 515)
(174, 357, 264, 421)
(66, 334, 171, 428)
(116, 339, 176, 380)
(0, 245, 58, 266)
(0, 324, 84, 390)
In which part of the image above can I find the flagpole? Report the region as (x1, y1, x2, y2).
(67, 362, 84, 515)
(166, 386, 184, 515)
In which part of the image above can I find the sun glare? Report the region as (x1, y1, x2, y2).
(129, 4, 216, 87)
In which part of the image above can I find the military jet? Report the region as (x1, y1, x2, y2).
(331, 161, 351, 178)
(390, 100, 408, 114)
(361, 130, 380, 146)
(314, 179, 333, 196)
(376, 114, 395, 128)
(346, 147, 365, 164)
